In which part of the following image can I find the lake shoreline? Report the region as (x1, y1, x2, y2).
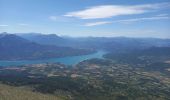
(0, 50, 107, 67)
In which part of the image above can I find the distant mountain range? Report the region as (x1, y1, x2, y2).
(0, 33, 94, 60)
(1, 32, 170, 60)
(16, 32, 170, 52)
(16, 33, 66, 46)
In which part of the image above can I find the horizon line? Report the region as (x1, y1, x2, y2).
(0, 32, 170, 39)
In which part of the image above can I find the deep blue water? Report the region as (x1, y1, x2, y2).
(0, 51, 107, 67)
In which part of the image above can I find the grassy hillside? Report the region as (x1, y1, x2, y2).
(0, 84, 65, 100)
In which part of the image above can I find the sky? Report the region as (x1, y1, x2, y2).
(0, 0, 170, 38)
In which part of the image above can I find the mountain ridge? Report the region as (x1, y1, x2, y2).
(0, 33, 94, 60)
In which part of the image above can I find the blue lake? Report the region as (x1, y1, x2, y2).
(0, 51, 107, 67)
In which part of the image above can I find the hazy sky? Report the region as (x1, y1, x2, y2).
(0, 0, 170, 38)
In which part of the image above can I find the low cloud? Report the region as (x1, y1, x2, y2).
(85, 21, 112, 26)
(0, 25, 8, 27)
(64, 2, 170, 19)
(85, 15, 170, 26)
(115, 16, 170, 24)
(156, 14, 169, 17)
